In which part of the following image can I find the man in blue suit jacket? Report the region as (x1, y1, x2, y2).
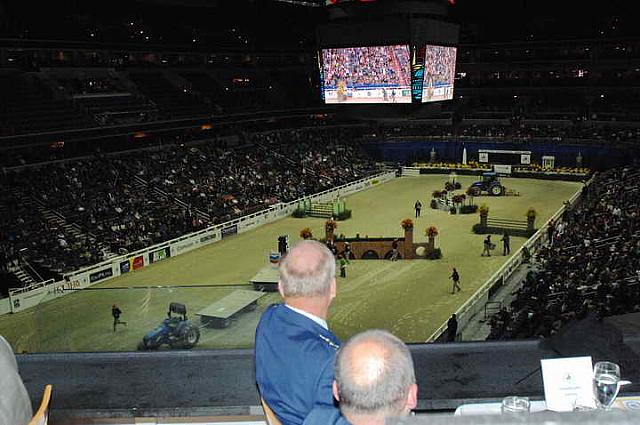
(255, 240, 341, 425)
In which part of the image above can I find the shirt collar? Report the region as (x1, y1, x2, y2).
(285, 304, 328, 330)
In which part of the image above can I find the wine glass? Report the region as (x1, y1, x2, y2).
(593, 361, 621, 410)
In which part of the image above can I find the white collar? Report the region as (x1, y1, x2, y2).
(285, 304, 328, 330)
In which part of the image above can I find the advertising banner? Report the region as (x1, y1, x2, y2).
(120, 260, 130, 274)
(222, 225, 238, 239)
(149, 247, 171, 264)
(200, 231, 218, 244)
(132, 255, 144, 270)
(89, 267, 114, 283)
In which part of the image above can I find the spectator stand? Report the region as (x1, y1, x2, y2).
(484, 166, 640, 340)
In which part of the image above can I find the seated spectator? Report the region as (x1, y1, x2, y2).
(0, 335, 32, 425)
(304, 329, 418, 425)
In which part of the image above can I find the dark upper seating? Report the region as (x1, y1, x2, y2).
(128, 72, 210, 119)
(0, 73, 91, 136)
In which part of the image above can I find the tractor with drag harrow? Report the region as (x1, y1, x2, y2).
(468, 172, 506, 196)
(138, 302, 200, 350)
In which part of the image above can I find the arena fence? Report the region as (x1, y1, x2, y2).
(4, 171, 397, 314)
(426, 181, 587, 343)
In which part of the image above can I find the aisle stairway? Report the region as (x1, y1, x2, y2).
(12, 264, 37, 287)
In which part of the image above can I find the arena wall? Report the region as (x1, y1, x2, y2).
(0, 298, 10, 315)
(5, 171, 397, 315)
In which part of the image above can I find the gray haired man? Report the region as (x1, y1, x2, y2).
(304, 329, 418, 425)
(256, 240, 341, 425)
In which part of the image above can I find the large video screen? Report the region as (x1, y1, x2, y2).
(421, 45, 457, 102)
(320, 45, 412, 104)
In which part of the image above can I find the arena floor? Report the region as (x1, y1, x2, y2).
(0, 175, 581, 353)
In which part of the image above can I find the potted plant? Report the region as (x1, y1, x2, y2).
(325, 219, 338, 232)
(300, 227, 313, 240)
(401, 218, 414, 230)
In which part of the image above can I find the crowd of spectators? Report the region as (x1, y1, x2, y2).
(0, 187, 104, 279)
(322, 46, 410, 89)
(423, 45, 457, 88)
(0, 128, 380, 282)
(488, 164, 640, 339)
(369, 122, 640, 145)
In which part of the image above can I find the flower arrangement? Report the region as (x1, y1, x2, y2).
(479, 204, 489, 216)
(300, 227, 313, 239)
(426, 226, 439, 237)
(415, 161, 491, 170)
(452, 194, 466, 204)
(325, 219, 338, 231)
(401, 218, 414, 230)
(526, 208, 537, 219)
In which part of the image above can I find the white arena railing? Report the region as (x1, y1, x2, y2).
(2, 170, 397, 315)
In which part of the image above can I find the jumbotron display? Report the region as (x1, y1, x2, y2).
(320, 45, 412, 104)
(421, 45, 457, 102)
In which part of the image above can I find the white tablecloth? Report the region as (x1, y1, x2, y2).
(454, 400, 547, 416)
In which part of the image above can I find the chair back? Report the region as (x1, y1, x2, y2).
(28, 385, 52, 425)
(260, 397, 283, 425)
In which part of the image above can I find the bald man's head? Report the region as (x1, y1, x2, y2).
(279, 240, 336, 298)
(334, 330, 416, 418)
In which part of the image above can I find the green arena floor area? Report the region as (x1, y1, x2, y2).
(0, 175, 582, 353)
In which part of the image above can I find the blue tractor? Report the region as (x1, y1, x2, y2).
(469, 172, 505, 196)
(138, 302, 201, 350)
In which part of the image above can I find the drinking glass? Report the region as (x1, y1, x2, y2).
(593, 361, 621, 410)
(501, 396, 530, 413)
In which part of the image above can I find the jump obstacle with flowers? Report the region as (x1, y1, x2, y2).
(316, 218, 442, 260)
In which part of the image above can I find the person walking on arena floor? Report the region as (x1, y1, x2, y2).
(303, 329, 418, 425)
(414, 200, 422, 218)
(339, 254, 348, 278)
(501, 231, 510, 256)
(482, 235, 492, 257)
(255, 240, 341, 425)
(111, 304, 127, 332)
(449, 268, 461, 294)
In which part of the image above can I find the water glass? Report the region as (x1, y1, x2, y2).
(593, 361, 621, 410)
(501, 396, 531, 413)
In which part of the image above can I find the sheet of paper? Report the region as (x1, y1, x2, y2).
(541, 356, 596, 412)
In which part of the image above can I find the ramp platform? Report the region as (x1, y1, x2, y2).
(250, 266, 279, 292)
(196, 290, 266, 328)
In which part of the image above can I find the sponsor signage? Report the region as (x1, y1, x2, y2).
(175, 240, 196, 253)
(200, 233, 216, 243)
(493, 164, 512, 175)
(120, 260, 130, 274)
(222, 225, 238, 239)
(149, 247, 171, 264)
(89, 267, 113, 283)
(132, 255, 144, 270)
